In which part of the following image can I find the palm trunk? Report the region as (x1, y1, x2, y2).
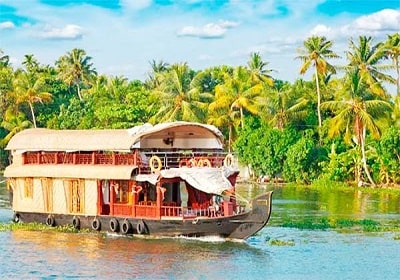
(77, 84, 82, 101)
(28, 102, 37, 128)
(240, 107, 244, 129)
(228, 124, 232, 153)
(360, 125, 376, 187)
(314, 66, 322, 128)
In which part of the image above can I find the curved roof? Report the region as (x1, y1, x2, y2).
(5, 122, 224, 152)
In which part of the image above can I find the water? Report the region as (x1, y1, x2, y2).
(1, 181, 400, 279)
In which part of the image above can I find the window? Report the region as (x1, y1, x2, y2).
(69, 180, 85, 213)
(24, 178, 33, 199)
(113, 180, 130, 204)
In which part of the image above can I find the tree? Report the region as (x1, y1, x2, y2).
(346, 36, 395, 96)
(383, 33, 400, 96)
(149, 63, 208, 123)
(296, 36, 339, 128)
(10, 71, 52, 128)
(321, 70, 392, 186)
(56, 48, 97, 101)
(247, 52, 274, 86)
(0, 49, 10, 67)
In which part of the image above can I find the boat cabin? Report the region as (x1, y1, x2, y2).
(5, 122, 240, 228)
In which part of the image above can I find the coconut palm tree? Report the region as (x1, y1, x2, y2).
(0, 49, 9, 67)
(149, 63, 207, 123)
(247, 52, 274, 86)
(296, 36, 339, 128)
(10, 71, 52, 128)
(346, 36, 395, 96)
(145, 59, 169, 89)
(1, 109, 32, 146)
(217, 66, 263, 130)
(262, 82, 308, 130)
(383, 33, 400, 96)
(321, 70, 392, 186)
(56, 48, 97, 101)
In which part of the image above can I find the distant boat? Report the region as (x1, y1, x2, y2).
(4, 121, 272, 240)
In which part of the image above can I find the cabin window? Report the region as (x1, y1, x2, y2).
(24, 178, 33, 199)
(41, 178, 53, 212)
(69, 180, 85, 213)
(112, 180, 130, 204)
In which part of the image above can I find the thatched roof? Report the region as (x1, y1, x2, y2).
(5, 122, 224, 152)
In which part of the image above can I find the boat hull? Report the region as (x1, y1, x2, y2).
(11, 191, 273, 240)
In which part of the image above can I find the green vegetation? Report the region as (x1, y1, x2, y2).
(0, 221, 91, 233)
(281, 218, 400, 233)
(0, 33, 399, 188)
(269, 239, 295, 246)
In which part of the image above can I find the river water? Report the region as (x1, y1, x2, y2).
(1, 181, 399, 279)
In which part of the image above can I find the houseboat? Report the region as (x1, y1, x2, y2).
(4, 122, 272, 240)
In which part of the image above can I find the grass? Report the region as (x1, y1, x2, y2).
(281, 218, 400, 233)
(0, 221, 91, 233)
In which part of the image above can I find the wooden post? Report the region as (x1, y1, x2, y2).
(110, 181, 114, 216)
(97, 180, 102, 215)
(156, 182, 161, 219)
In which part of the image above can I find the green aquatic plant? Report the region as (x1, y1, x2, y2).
(281, 218, 400, 233)
(282, 218, 331, 230)
(269, 239, 295, 246)
(0, 222, 91, 233)
(394, 235, 400, 240)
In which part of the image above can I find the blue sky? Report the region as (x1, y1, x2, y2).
(0, 0, 399, 84)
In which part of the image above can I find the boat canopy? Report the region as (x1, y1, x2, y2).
(134, 167, 237, 195)
(4, 165, 138, 180)
(5, 122, 224, 152)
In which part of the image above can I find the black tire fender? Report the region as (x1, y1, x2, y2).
(121, 219, 132, 234)
(72, 216, 80, 229)
(91, 218, 101, 231)
(46, 215, 55, 227)
(136, 220, 146, 234)
(109, 218, 119, 232)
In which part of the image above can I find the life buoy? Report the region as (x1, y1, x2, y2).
(46, 215, 55, 227)
(91, 218, 101, 231)
(13, 212, 20, 223)
(197, 158, 212, 167)
(149, 155, 162, 173)
(223, 154, 234, 167)
(122, 219, 132, 234)
(136, 220, 146, 234)
(187, 158, 197, 167)
(109, 218, 119, 232)
(178, 159, 188, 168)
(72, 216, 80, 229)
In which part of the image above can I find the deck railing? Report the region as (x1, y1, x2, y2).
(22, 150, 231, 171)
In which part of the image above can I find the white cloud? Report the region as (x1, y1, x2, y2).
(178, 20, 240, 39)
(309, 24, 332, 36)
(0, 21, 15, 29)
(353, 9, 400, 32)
(39, 24, 83, 40)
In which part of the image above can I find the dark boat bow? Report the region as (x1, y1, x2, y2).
(227, 191, 273, 239)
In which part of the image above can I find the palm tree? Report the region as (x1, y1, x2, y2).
(262, 82, 308, 130)
(10, 71, 52, 128)
(149, 63, 207, 123)
(384, 33, 400, 96)
(145, 59, 169, 89)
(217, 66, 263, 130)
(0, 49, 9, 67)
(321, 70, 392, 186)
(247, 52, 274, 86)
(346, 36, 395, 96)
(56, 48, 97, 100)
(1, 109, 32, 146)
(296, 36, 339, 128)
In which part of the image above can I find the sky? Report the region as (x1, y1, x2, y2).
(0, 0, 399, 85)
